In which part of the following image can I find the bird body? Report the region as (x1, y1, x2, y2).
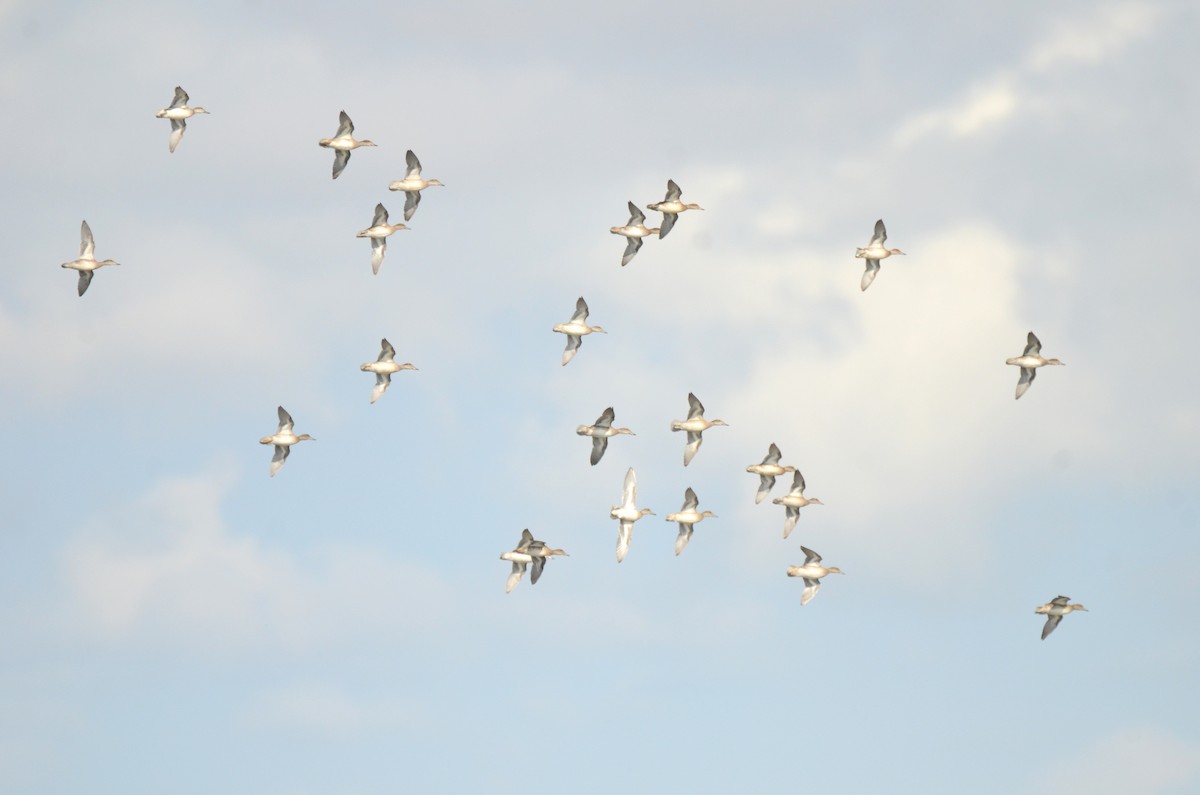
(610, 201, 660, 266)
(610, 468, 654, 562)
(61, 220, 119, 296)
(746, 443, 796, 504)
(646, 179, 703, 238)
(1035, 595, 1087, 639)
(258, 406, 314, 477)
(1006, 332, 1065, 399)
(786, 546, 844, 605)
(553, 297, 606, 365)
(360, 338, 416, 403)
(387, 150, 445, 221)
(772, 470, 823, 538)
(665, 487, 716, 555)
(855, 219, 905, 291)
(501, 529, 568, 592)
(670, 393, 728, 466)
(356, 203, 409, 274)
(576, 407, 634, 465)
(155, 86, 208, 153)
(319, 111, 376, 178)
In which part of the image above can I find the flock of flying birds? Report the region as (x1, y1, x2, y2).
(57, 86, 1085, 640)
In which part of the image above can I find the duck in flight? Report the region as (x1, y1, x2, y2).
(1006, 331, 1065, 399)
(61, 220, 119, 296)
(855, 219, 905, 291)
(319, 111, 376, 179)
(154, 86, 208, 153)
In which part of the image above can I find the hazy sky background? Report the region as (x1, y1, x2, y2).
(1, 0, 1198, 792)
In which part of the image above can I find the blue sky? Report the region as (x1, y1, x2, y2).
(1, 1, 1198, 792)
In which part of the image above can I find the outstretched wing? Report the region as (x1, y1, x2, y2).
(403, 190, 421, 221)
(332, 149, 351, 179)
(269, 444, 290, 478)
(658, 211, 677, 239)
(800, 546, 822, 565)
(80, 220, 95, 259)
(77, 270, 93, 297)
(621, 236, 642, 267)
(1015, 367, 1036, 399)
(169, 86, 189, 109)
(682, 487, 698, 512)
(869, 219, 887, 246)
(861, 259, 880, 291)
(335, 110, 354, 138)
(370, 237, 386, 275)
(561, 334, 581, 366)
(626, 201, 646, 226)
(755, 475, 776, 505)
(371, 203, 388, 227)
(1041, 613, 1063, 640)
(1023, 331, 1042, 357)
(169, 118, 186, 153)
(590, 436, 608, 466)
(665, 179, 682, 202)
(405, 149, 422, 178)
(686, 392, 705, 420)
(276, 406, 294, 433)
(570, 296, 589, 323)
(683, 430, 703, 466)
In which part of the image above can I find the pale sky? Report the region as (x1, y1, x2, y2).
(1, 1, 1198, 793)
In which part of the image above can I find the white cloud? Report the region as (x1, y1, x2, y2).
(892, 4, 1161, 147)
(1026, 5, 1161, 72)
(1026, 726, 1200, 795)
(62, 469, 453, 653)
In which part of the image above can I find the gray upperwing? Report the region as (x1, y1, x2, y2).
(332, 149, 350, 179)
(80, 220, 94, 258)
(77, 270, 93, 296)
(1015, 367, 1036, 399)
(870, 218, 887, 246)
(659, 211, 677, 239)
(626, 201, 646, 226)
(570, 296, 589, 323)
(861, 259, 880, 291)
(335, 110, 354, 138)
(405, 149, 422, 177)
(169, 86, 188, 109)
(371, 203, 388, 227)
(1024, 331, 1042, 356)
(665, 179, 682, 202)
(530, 556, 546, 585)
(755, 475, 775, 504)
(590, 436, 608, 466)
(403, 190, 420, 221)
(621, 237, 642, 267)
(1041, 614, 1062, 640)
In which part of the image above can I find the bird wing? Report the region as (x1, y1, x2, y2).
(372, 203, 388, 227)
(332, 149, 351, 179)
(80, 220, 95, 259)
(505, 561, 526, 593)
(169, 86, 188, 109)
(403, 190, 421, 221)
(658, 211, 677, 239)
(674, 525, 693, 556)
(77, 270, 93, 297)
(800, 579, 821, 606)
(782, 506, 799, 539)
(869, 218, 887, 246)
(405, 149, 422, 178)
(764, 443, 782, 465)
(276, 406, 294, 433)
(682, 487, 698, 512)
(594, 407, 615, 429)
(622, 467, 637, 506)
(269, 444, 289, 477)
(370, 236, 386, 275)
(518, 529, 536, 549)
(687, 392, 705, 420)
(861, 259, 880, 291)
(1050, 595, 1071, 606)
(621, 236, 642, 267)
(1024, 331, 1042, 357)
(616, 520, 632, 562)
(570, 296, 589, 323)
(755, 475, 776, 505)
(590, 436, 608, 466)
(1041, 613, 1062, 640)
(530, 556, 546, 585)
(335, 110, 354, 138)
(379, 338, 396, 362)
(683, 431, 703, 466)
(788, 470, 807, 496)
(561, 334, 581, 366)
(370, 373, 390, 404)
(169, 118, 186, 153)
(665, 179, 682, 202)
(1015, 367, 1036, 399)
(626, 201, 646, 226)
(800, 546, 822, 565)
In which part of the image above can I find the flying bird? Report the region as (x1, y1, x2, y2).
(356, 203, 409, 275)
(610, 468, 654, 563)
(360, 338, 417, 404)
(1006, 331, 1065, 399)
(61, 220, 119, 296)
(318, 110, 377, 179)
(665, 487, 717, 556)
(609, 201, 660, 266)
(786, 546, 844, 606)
(154, 86, 208, 153)
(258, 406, 315, 477)
(387, 150, 445, 221)
(745, 443, 796, 504)
(772, 470, 824, 539)
(576, 407, 635, 466)
(670, 393, 729, 466)
(1035, 595, 1087, 640)
(552, 297, 606, 366)
(499, 529, 569, 593)
(855, 219, 905, 291)
(646, 179, 703, 239)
